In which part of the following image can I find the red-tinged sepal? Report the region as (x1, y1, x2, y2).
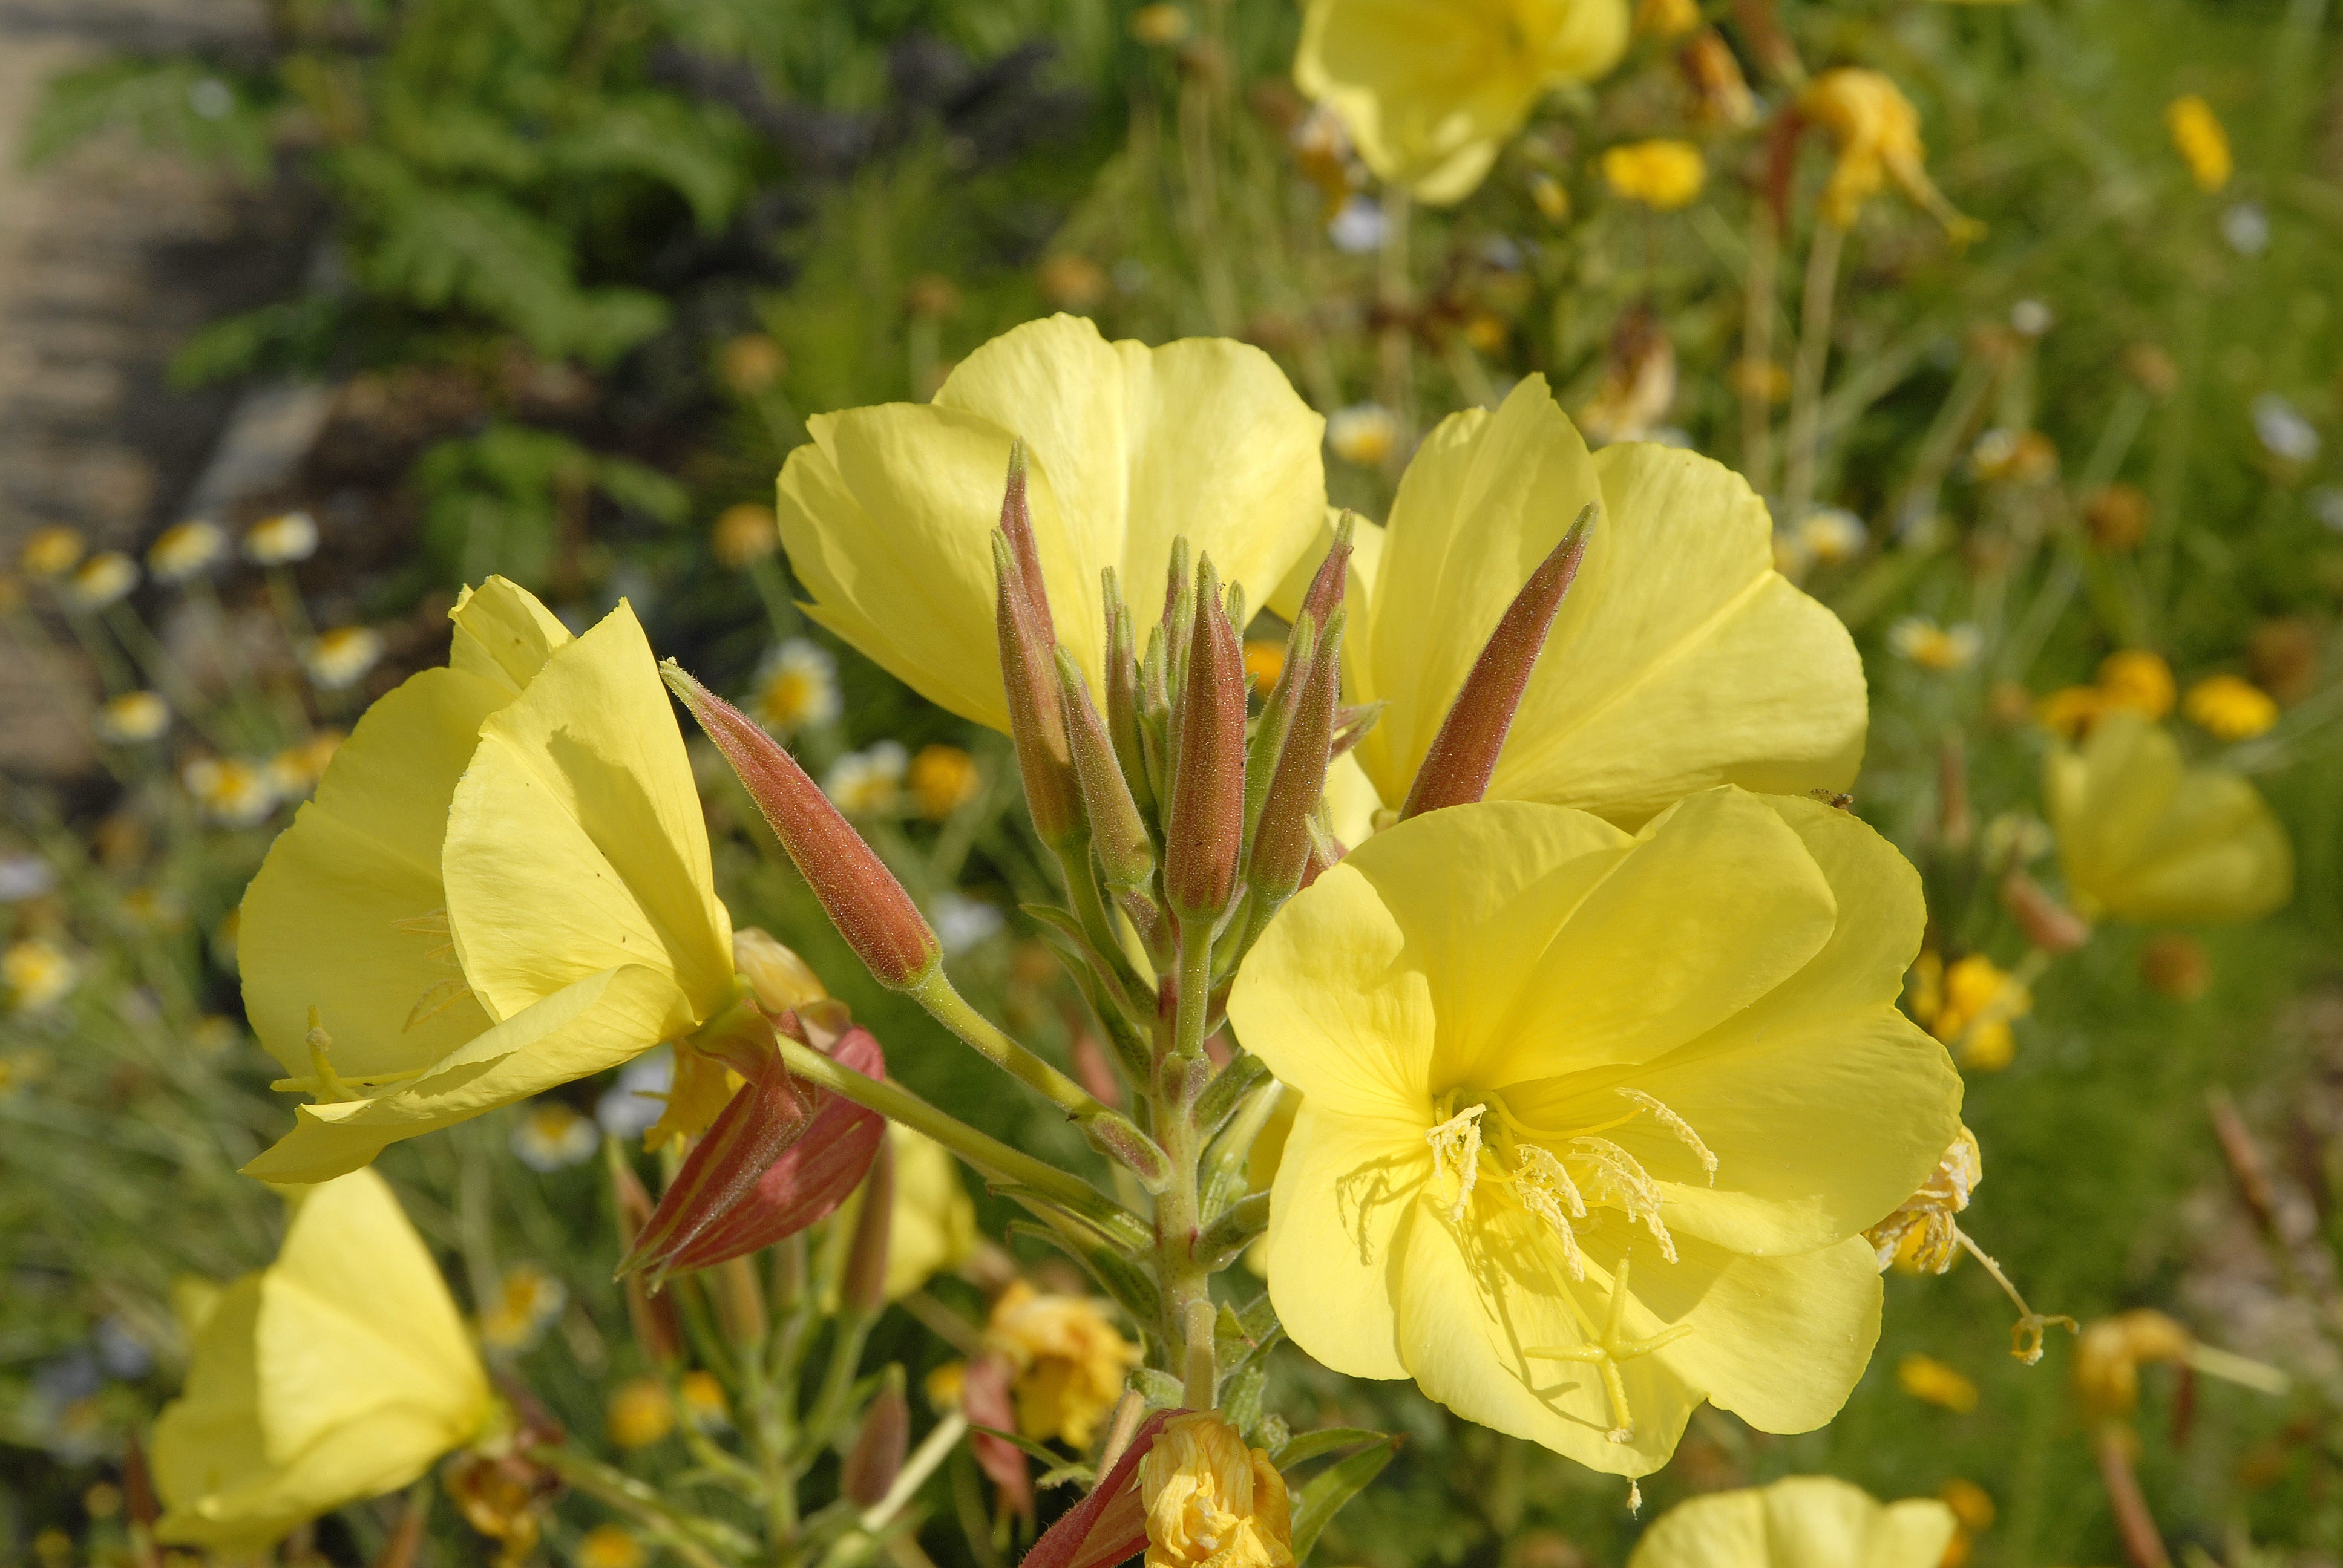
(664, 661, 942, 990)
(1020, 1409, 1185, 1568)
(1400, 504, 1595, 819)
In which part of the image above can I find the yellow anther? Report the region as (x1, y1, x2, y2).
(1615, 1087, 1717, 1182)
(1426, 1103, 1487, 1221)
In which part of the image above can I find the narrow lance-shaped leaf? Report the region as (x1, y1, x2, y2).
(1289, 1436, 1403, 1563)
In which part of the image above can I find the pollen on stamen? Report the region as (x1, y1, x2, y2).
(1511, 1144, 1588, 1279)
(1616, 1086, 1718, 1183)
(1567, 1137, 1678, 1263)
(1426, 1103, 1486, 1221)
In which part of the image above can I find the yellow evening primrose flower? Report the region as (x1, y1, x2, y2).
(1601, 140, 1706, 210)
(1797, 68, 1977, 237)
(1294, 0, 1631, 206)
(1626, 1475, 1956, 1568)
(152, 1170, 490, 1549)
(775, 315, 1324, 731)
(1139, 1411, 1295, 1568)
(983, 1281, 1142, 1449)
(1229, 789, 1962, 1476)
(883, 1122, 980, 1298)
(2183, 673, 2279, 740)
(2166, 94, 2232, 192)
(2097, 650, 2175, 720)
(240, 577, 737, 1183)
(2045, 711, 2290, 924)
(1274, 377, 1864, 830)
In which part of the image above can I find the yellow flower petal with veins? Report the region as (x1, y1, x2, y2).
(1295, 0, 1631, 205)
(2045, 711, 2290, 924)
(776, 315, 1325, 731)
(152, 1171, 488, 1549)
(1276, 377, 1864, 828)
(1228, 790, 1960, 1475)
(1627, 1475, 1956, 1568)
(241, 580, 734, 1183)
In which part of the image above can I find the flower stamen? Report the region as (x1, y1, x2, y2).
(1426, 1103, 1487, 1221)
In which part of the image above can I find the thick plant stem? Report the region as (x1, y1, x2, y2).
(1154, 916, 1219, 1391)
(1783, 219, 1846, 520)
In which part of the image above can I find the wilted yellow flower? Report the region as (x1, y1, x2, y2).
(2166, 95, 2232, 192)
(19, 526, 85, 580)
(1864, 1126, 1981, 1274)
(2183, 673, 2279, 740)
(70, 552, 140, 610)
(1626, 1476, 1956, 1568)
(184, 758, 280, 827)
(878, 1122, 980, 1299)
(578, 1525, 646, 1568)
(1601, 139, 1706, 209)
(238, 578, 738, 1183)
(244, 511, 320, 566)
(2097, 650, 2175, 720)
(777, 316, 1324, 730)
(301, 626, 385, 691)
(712, 503, 781, 568)
(1797, 68, 1976, 236)
(1295, 0, 1630, 205)
(1327, 402, 1401, 466)
(908, 743, 982, 820)
(1896, 1353, 1979, 1412)
(96, 691, 171, 745)
(477, 1261, 568, 1351)
(1576, 307, 1676, 444)
(2045, 711, 2290, 923)
(1887, 616, 1982, 671)
(1139, 1411, 1294, 1568)
(606, 1377, 675, 1449)
(4, 939, 77, 1014)
(751, 640, 841, 736)
(1272, 377, 1865, 829)
(149, 521, 228, 583)
(983, 1281, 1141, 1448)
(1231, 790, 1962, 1475)
(2073, 1308, 2194, 1426)
(152, 1171, 490, 1548)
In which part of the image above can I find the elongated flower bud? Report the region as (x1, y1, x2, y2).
(1057, 649, 1155, 892)
(841, 1372, 909, 1507)
(1302, 512, 1358, 629)
(664, 662, 941, 989)
(1242, 613, 1317, 857)
(840, 1129, 895, 1315)
(1251, 610, 1345, 908)
(1400, 505, 1596, 820)
(1164, 558, 1248, 920)
(994, 530, 1083, 848)
(626, 1028, 888, 1282)
(2002, 869, 2092, 955)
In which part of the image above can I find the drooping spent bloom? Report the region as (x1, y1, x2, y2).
(1138, 1411, 1294, 1568)
(96, 691, 171, 745)
(2045, 710, 2290, 924)
(1625, 1476, 1956, 1568)
(2183, 674, 2279, 741)
(984, 1282, 1143, 1449)
(775, 315, 1324, 732)
(752, 640, 841, 736)
(2166, 95, 2232, 192)
(1864, 1126, 1981, 1273)
(151, 1170, 490, 1548)
(1601, 139, 1706, 209)
(301, 626, 385, 691)
(244, 511, 320, 566)
(239, 577, 740, 1183)
(148, 521, 228, 583)
(1294, 0, 1631, 206)
(1797, 68, 1977, 237)
(1273, 376, 1865, 829)
(1229, 789, 1962, 1475)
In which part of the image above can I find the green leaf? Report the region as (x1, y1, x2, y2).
(549, 96, 746, 232)
(1268, 1428, 1388, 1469)
(1288, 1439, 1400, 1563)
(25, 59, 274, 180)
(1126, 1368, 1185, 1410)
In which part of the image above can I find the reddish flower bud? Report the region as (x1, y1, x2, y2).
(1251, 609, 1345, 907)
(961, 1353, 1035, 1520)
(631, 1028, 890, 1282)
(994, 529, 1083, 848)
(1299, 511, 1358, 630)
(664, 662, 941, 990)
(1057, 648, 1155, 892)
(1243, 613, 1317, 858)
(1101, 571, 1156, 818)
(842, 1373, 910, 1508)
(1164, 558, 1248, 919)
(1400, 505, 1595, 819)
(2001, 869, 2092, 955)
(1018, 1409, 1183, 1568)
(839, 1127, 894, 1315)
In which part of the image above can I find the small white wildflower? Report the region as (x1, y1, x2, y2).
(751, 640, 841, 736)
(301, 626, 385, 690)
(1328, 195, 1388, 254)
(95, 692, 170, 745)
(824, 742, 907, 815)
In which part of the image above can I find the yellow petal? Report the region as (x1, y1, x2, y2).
(2048, 712, 2292, 923)
(448, 574, 572, 693)
(1627, 1475, 1958, 1568)
(1262, 1099, 1425, 1380)
(444, 601, 733, 1022)
(776, 315, 1325, 730)
(243, 967, 692, 1183)
(239, 667, 506, 1080)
